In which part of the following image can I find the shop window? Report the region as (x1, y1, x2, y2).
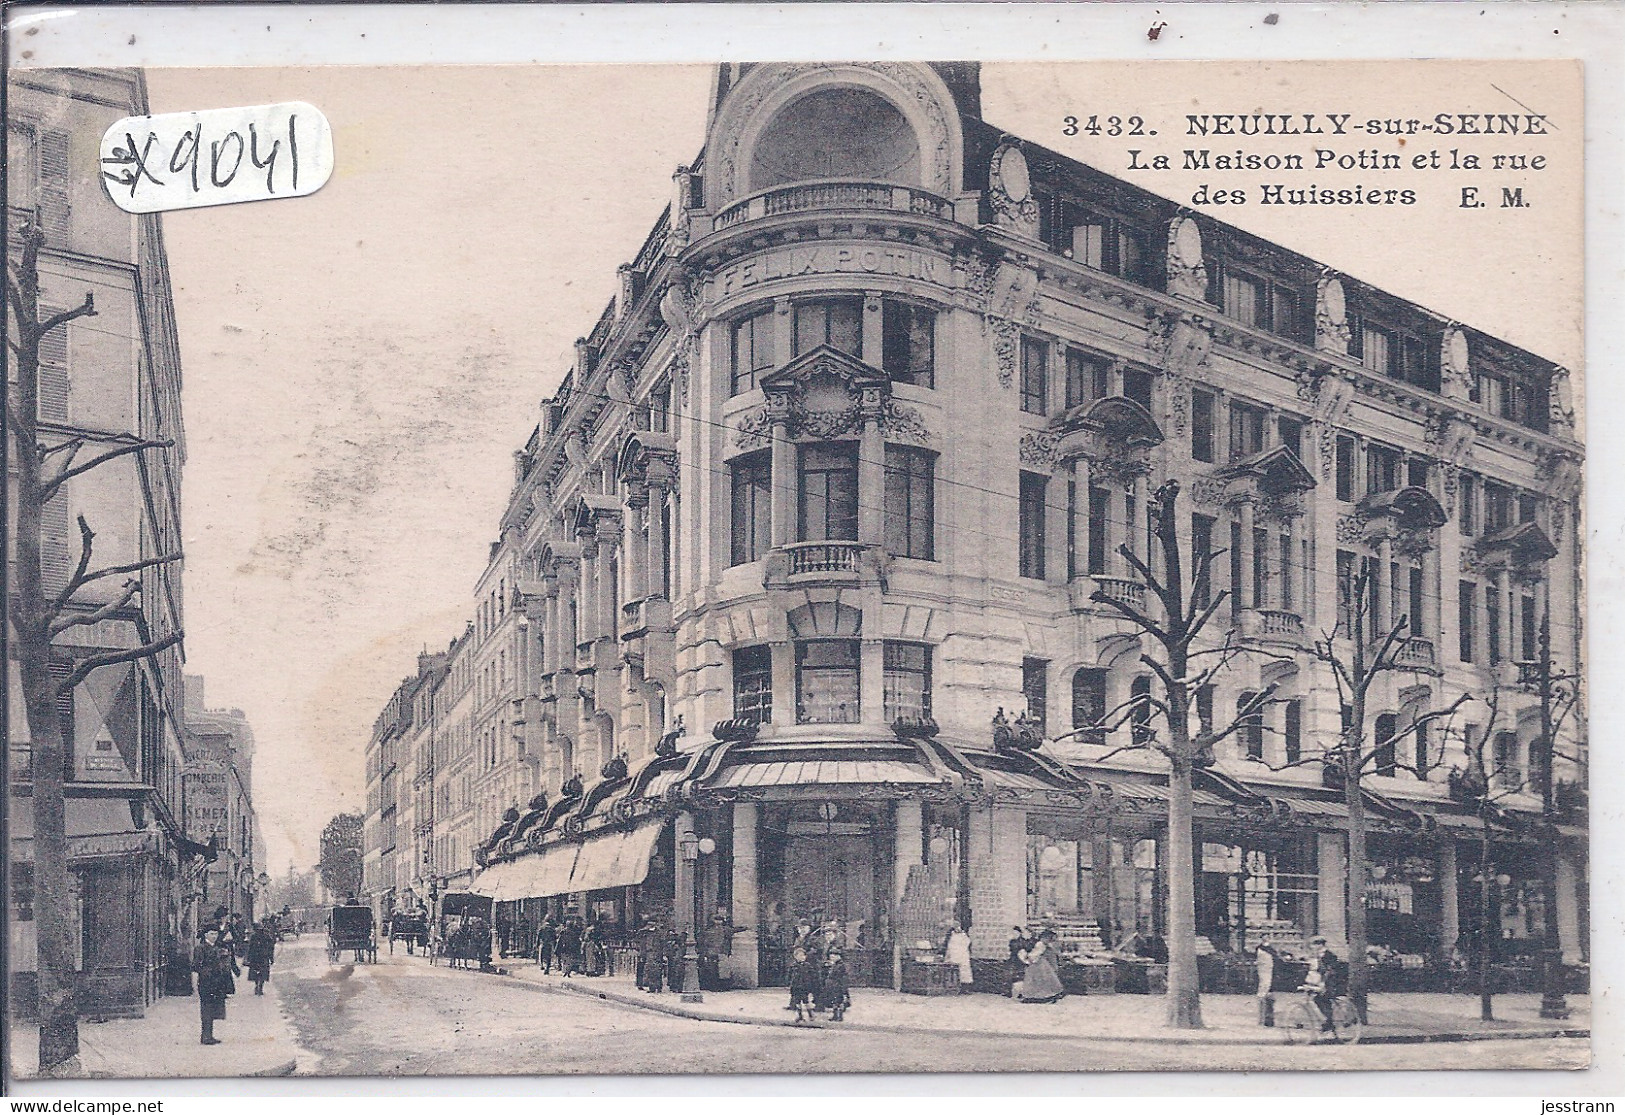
(1335, 436, 1356, 503)
(1018, 471, 1047, 579)
(798, 443, 859, 542)
(1458, 581, 1478, 663)
(1130, 676, 1154, 746)
(1284, 699, 1302, 764)
(1087, 485, 1109, 576)
(796, 640, 860, 724)
(1023, 658, 1049, 736)
(882, 301, 935, 388)
(731, 308, 774, 395)
(1374, 713, 1398, 777)
(1020, 337, 1050, 415)
(1228, 402, 1266, 461)
(1071, 668, 1107, 743)
(733, 645, 773, 724)
(793, 298, 862, 359)
(1191, 389, 1216, 463)
(883, 642, 932, 722)
(1065, 349, 1111, 410)
(1238, 692, 1264, 761)
(883, 446, 935, 560)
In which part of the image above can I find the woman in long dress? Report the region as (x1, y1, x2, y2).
(944, 923, 974, 989)
(1016, 929, 1066, 1004)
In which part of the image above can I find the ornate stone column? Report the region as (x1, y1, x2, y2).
(623, 483, 649, 604)
(578, 539, 599, 644)
(858, 383, 886, 548)
(647, 484, 669, 599)
(767, 391, 795, 549)
(730, 803, 760, 987)
(1374, 535, 1393, 635)
(1497, 568, 1514, 664)
(1071, 455, 1092, 581)
(1237, 497, 1257, 611)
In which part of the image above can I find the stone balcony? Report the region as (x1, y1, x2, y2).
(763, 541, 885, 589)
(711, 179, 953, 232)
(1089, 575, 1147, 612)
(619, 595, 677, 686)
(1394, 637, 1438, 671)
(619, 595, 674, 641)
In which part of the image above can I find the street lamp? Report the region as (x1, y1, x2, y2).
(679, 830, 704, 1003)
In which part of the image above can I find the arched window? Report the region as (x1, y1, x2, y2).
(749, 87, 920, 190)
(1374, 713, 1398, 777)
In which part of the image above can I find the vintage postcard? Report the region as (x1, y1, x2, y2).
(4, 44, 1590, 1083)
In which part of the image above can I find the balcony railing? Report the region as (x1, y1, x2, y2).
(787, 540, 865, 576)
(1395, 638, 1437, 669)
(1091, 576, 1146, 611)
(1259, 609, 1305, 637)
(713, 180, 953, 230)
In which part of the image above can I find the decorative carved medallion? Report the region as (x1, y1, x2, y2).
(1335, 515, 1365, 545)
(989, 141, 1041, 240)
(1165, 217, 1208, 300)
(1440, 327, 1473, 402)
(1314, 276, 1351, 355)
(1019, 430, 1061, 469)
(1548, 367, 1576, 435)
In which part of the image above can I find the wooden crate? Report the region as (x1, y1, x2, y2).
(901, 959, 961, 996)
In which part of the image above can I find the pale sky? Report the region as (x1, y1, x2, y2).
(143, 62, 1581, 875)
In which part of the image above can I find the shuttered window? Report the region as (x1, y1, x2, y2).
(37, 304, 70, 423)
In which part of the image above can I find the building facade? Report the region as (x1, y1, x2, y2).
(367, 63, 1586, 987)
(7, 68, 196, 1017)
(181, 677, 263, 926)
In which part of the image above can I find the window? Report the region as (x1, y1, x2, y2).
(1414, 720, 1430, 782)
(1065, 350, 1111, 410)
(1475, 373, 1505, 415)
(1020, 337, 1049, 415)
(1284, 699, 1302, 764)
(1493, 730, 1521, 790)
(1520, 593, 1538, 661)
(731, 309, 774, 395)
(1191, 389, 1216, 463)
(882, 301, 935, 387)
(1191, 513, 1215, 609)
(1065, 480, 1077, 581)
(883, 642, 932, 722)
(1374, 713, 1397, 776)
(1487, 590, 1502, 665)
(1222, 271, 1264, 327)
(1023, 658, 1049, 736)
(1335, 436, 1356, 503)
(1019, 471, 1048, 579)
(1238, 692, 1264, 761)
(1336, 550, 1358, 635)
(1518, 491, 1540, 525)
(1278, 532, 1294, 610)
(1359, 323, 1393, 377)
(798, 444, 858, 541)
(793, 298, 862, 358)
(796, 641, 859, 723)
(1407, 458, 1430, 490)
(1228, 402, 1265, 461)
(650, 383, 672, 434)
(1071, 668, 1108, 743)
(884, 446, 935, 560)
(1278, 416, 1305, 459)
(1131, 676, 1154, 746)
(1484, 483, 1514, 533)
(1458, 581, 1478, 663)
(1458, 474, 1478, 537)
(1048, 202, 1154, 285)
(1366, 444, 1401, 495)
(1409, 566, 1425, 636)
(1195, 684, 1215, 739)
(1087, 485, 1109, 576)
(1122, 368, 1155, 413)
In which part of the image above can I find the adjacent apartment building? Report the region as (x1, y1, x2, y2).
(7, 68, 195, 1016)
(364, 63, 1586, 988)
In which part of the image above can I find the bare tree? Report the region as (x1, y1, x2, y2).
(7, 220, 183, 1075)
(1076, 479, 1277, 1029)
(1308, 559, 1467, 1022)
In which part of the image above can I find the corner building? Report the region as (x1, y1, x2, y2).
(454, 63, 1585, 989)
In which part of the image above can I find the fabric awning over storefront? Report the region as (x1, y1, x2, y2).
(707, 758, 940, 790)
(566, 819, 667, 893)
(470, 858, 522, 899)
(505, 842, 581, 900)
(9, 799, 150, 863)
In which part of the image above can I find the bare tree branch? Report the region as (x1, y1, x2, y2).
(43, 438, 173, 501)
(38, 293, 96, 336)
(6, 273, 28, 331)
(53, 515, 97, 613)
(57, 550, 183, 605)
(39, 435, 85, 462)
(1090, 588, 1170, 644)
(54, 629, 184, 696)
(48, 578, 142, 636)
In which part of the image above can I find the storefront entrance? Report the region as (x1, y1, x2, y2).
(757, 801, 893, 987)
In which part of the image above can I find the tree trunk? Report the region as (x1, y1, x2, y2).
(1342, 763, 1370, 1024)
(1164, 751, 1202, 1028)
(1478, 827, 1495, 1021)
(9, 261, 83, 1074)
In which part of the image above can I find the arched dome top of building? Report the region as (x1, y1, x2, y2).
(704, 62, 965, 211)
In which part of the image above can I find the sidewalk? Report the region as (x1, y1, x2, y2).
(497, 957, 1589, 1046)
(9, 983, 308, 1080)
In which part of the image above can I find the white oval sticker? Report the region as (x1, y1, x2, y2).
(100, 101, 333, 213)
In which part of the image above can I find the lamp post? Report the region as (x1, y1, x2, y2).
(1523, 610, 1576, 1020)
(679, 830, 704, 1003)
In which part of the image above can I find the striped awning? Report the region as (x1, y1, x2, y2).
(708, 758, 940, 790)
(567, 819, 667, 893)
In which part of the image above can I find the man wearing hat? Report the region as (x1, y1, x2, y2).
(1305, 936, 1348, 1032)
(816, 946, 852, 1021)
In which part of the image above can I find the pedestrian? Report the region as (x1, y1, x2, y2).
(192, 927, 237, 1045)
(536, 915, 558, 973)
(557, 916, 583, 977)
(1015, 929, 1066, 1004)
(662, 926, 687, 992)
(636, 917, 664, 992)
(788, 947, 819, 1022)
(1006, 925, 1033, 997)
(582, 917, 603, 976)
(246, 921, 276, 996)
(944, 922, 974, 991)
(1254, 942, 1277, 1026)
(228, 912, 249, 959)
(816, 948, 852, 1021)
(1306, 935, 1349, 1034)
(701, 912, 733, 991)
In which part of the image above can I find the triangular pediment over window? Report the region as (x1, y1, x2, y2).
(758, 344, 889, 394)
(1477, 520, 1558, 565)
(1218, 445, 1317, 495)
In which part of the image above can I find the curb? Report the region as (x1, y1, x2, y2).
(501, 970, 1588, 1048)
(249, 1059, 300, 1077)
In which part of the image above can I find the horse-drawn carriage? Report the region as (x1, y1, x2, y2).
(327, 903, 378, 964)
(431, 892, 493, 969)
(388, 910, 430, 955)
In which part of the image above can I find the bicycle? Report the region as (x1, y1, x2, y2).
(1280, 986, 1363, 1045)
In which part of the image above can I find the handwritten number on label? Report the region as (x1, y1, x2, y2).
(101, 132, 166, 197)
